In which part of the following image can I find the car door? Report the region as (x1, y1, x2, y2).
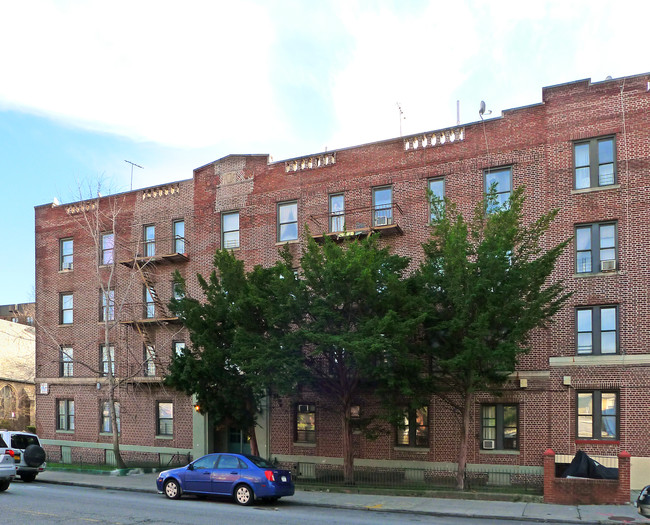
(184, 454, 218, 493)
(212, 454, 243, 495)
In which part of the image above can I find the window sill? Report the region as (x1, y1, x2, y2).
(155, 435, 174, 440)
(571, 184, 620, 195)
(58, 324, 73, 328)
(393, 446, 430, 453)
(56, 430, 74, 434)
(99, 432, 120, 437)
(293, 441, 316, 448)
(479, 449, 520, 455)
(573, 271, 619, 278)
(575, 439, 619, 445)
(58, 269, 73, 274)
(276, 240, 299, 246)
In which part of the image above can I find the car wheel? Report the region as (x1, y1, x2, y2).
(20, 473, 37, 483)
(234, 484, 254, 506)
(164, 479, 182, 500)
(24, 444, 46, 468)
(0, 480, 10, 492)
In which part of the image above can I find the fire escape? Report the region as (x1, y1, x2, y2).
(308, 202, 404, 241)
(118, 236, 188, 379)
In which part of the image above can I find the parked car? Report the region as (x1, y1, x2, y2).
(0, 453, 17, 492)
(156, 453, 294, 505)
(637, 485, 650, 518)
(0, 430, 47, 482)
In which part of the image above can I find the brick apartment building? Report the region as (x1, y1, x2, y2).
(34, 73, 650, 487)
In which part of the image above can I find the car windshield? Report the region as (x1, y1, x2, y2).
(244, 455, 275, 469)
(11, 434, 39, 449)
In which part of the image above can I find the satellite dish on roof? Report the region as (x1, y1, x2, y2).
(479, 101, 492, 119)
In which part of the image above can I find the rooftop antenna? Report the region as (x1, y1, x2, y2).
(396, 102, 405, 137)
(125, 160, 143, 191)
(457, 100, 460, 126)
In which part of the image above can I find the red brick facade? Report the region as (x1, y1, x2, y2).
(35, 73, 650, 477)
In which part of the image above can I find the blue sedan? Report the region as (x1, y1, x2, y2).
(156, 453, 294, 505)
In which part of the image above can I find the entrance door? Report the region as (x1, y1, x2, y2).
(227, 428, 251, 455)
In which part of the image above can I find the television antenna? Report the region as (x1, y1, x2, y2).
(125, 160, 143, 190)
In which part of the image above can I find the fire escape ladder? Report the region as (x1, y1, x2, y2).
(135, 260, 168, 318)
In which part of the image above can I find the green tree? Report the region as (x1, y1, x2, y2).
(413, 187, 570, 489)
(165, 249, 301, 456)
(294, 234, 419, 484)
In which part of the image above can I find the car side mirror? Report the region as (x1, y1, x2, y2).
(187, 463, 194, 471)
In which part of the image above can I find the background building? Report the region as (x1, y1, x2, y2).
(35, 73, 650, 487)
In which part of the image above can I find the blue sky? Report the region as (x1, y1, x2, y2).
(0, 0, 647, 304)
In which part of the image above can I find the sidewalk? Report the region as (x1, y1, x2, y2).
(36, 469, 648, 524)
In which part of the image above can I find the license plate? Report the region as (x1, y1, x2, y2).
(281, 476, 287, 482)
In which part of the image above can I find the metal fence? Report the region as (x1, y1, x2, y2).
(290, 462, 543, 494)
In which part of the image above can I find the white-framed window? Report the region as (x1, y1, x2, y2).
(372, 186, 393, 227)
(295, 403, 316, 443)
(100, 344, 115, 377)
(144, 345, 156, 376)
(157, 402, 173, 436)
(278, 202, 298, 242)
(101, 232, 114, 265)
(144, 286, 155, 318)
(144, 224, 155, 257)
(60, 346, 73, 377)
(428, 177, 445, 221)
(329, 194, 345, 233)
(100, 289, 115, 322)
(101, 401, 120, 434)
(173, 341, 186, 357)
(60, 293, 73, 324)
(173, 220, 185, 254)
(57, 399, 75, 431)
(481, 404, 518, 450)
(60, 238, 73, 270)
(222, 211, 240, 249)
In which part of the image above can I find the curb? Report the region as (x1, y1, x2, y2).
(36, 477, 628, 525)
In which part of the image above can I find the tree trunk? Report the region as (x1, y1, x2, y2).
(342, 406, 354, 485)
(248, 423, 259, 456)
(108, 377, 126, 469)
(455, 391, 473, 490)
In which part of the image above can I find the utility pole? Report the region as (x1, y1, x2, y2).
(125, 160, 143, 190)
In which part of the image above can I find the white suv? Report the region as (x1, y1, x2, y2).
(0, 453, 16, 491)
(0, 430, 47, 482)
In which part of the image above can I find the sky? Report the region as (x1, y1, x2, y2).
(0, 0, 647, 305)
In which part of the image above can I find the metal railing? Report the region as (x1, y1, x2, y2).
(289, 462, 543, 494)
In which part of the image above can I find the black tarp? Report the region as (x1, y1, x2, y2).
(561, 450, 618, 479)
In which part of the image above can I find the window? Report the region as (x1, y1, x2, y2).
(144, 225, 155, 257)
(397, 406, 428, 447)
(101, 401, 120, 433)
(144, 345, 156, 376)
(144, 286, 155, 318)
(222, 211, 240, 249)
(173, 220, 185, 254)
(574, 137, 616, 189)
(577, 391, 618, 440)
(481, 404, 518, 450)
(100, 289, 115, 322)
(60, 346, 73, 377)
(101, 232, 114, 265)
(428, 178, 445, 221)
(60, 238, 73, 270)
(575, 222, 617, 273)
(60, 293, 73, 324)
(157, 402, 173, 436)
(295, 403, 316, 443)
(576, 306, 618, 355)
(372, 186, 393, 226)
(57, 399, 74, 431)
(172, 281, 184, 301)
(329, 194, 345, 232)
(278, 202, 298, 242)
(484, 167, 512, 212)
(0, 386, 16, 419)
(173, 341, 186, 357)
(100, 344, 115, 377)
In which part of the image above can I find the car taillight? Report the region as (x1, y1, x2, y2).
(7, 450, 14, 458)
(264, 470, 275, 482)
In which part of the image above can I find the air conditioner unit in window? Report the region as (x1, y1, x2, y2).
(600, 259, 616, 272)
(482, 439, 495, 450)
(62, 262, 73, 270)
(375, 216, 388, 227)
(298, 404, 311, 413)
(224, 239, 239, 249)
